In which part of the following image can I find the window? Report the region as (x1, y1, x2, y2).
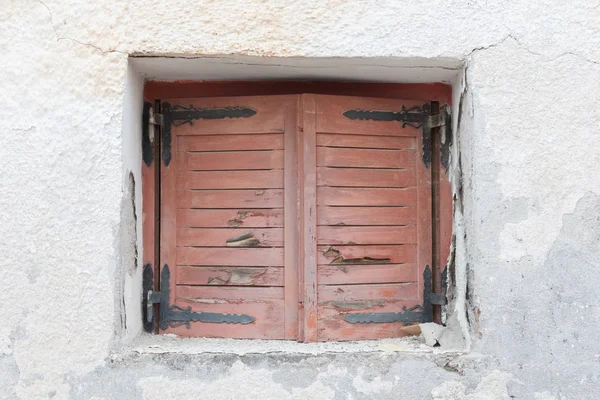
(142, 83, 451, 342)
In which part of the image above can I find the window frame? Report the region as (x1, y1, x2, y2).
(142, 81, 453, 338)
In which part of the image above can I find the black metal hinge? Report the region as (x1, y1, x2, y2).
(153, 103, 257, 167)
(343, 265, 447, 325)
(141, 103, 165, 167)
(343, 104, 451, 168)
(142, 264, 255, 332)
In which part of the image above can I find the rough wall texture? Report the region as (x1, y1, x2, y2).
(2, 0, 600, 399)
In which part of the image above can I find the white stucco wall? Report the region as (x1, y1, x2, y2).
(2, 1, 600, 399)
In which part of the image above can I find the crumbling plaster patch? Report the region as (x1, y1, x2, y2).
(458, 43, 600, 396)
(431, 370, 515, 400)
(2, 0, 600, 398)
(69, 351, 465, 399)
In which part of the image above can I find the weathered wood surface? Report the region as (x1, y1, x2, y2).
(177, 266, 284, 286)
(177, 284, 284, 301)
(178, 134, 284, 151)
(317, 147, 415, 169)
(177, 208, 284, 228)
(178, 189, 284, 209)
(317, 133, 415, 149)
(317, 187, 416, 207)
(177, 170, 283, 190)
(317, 206, 416, 226)
(300, 94, 318, 342)
(317, 226, 416, 245)
(178, 242, 284, 266)
(318, 283, 419, 302)
(283, 97, 299, 339)
(180, 150, 284, 171)
(317, 264, 417, 285)
(317, 167, 415, 188)
(177, 228, 283, 247)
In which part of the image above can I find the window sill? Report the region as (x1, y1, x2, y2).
(118, 333, 464, 357)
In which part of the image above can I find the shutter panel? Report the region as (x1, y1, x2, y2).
(303, 94, 433, 341)
(159, 95, 298, 339)
(156, 92, 436, 341)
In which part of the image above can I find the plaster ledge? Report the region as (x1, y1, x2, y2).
(116, 333, 466, 357)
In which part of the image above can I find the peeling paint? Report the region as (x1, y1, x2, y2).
(226, 232, 260, 247)
(322, 247, 392, 265)
(206, 268, 267, 285)
(327, 301, 385, 311)
(227, 211, 249, 227)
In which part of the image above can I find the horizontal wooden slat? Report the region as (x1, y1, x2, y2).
(315, 94, 425, 137)
(317, 206, 416, 226)
(317, 299, 422, 341)
(317, 226, 416, 245)
(317, 147, 415, 169)
(317, 133, 415, 150)
(317, 167, 415, 188)
(177, 266, 284, 286)
(168, 96, 289, 135)
(178, 134, 284, 152)
(177, 285, 284, 300)
(318, 283, 419, 302)
(317, 245, 416, 265)
(164, 300, 284, 339)
(317, 187, 416, 207)
(177, 170, 283, 190)
(178, 247, 284, 266)
(318, 264, 417, 285)
(180, 150, 284, 171)
(178, 189, 284, 209)
(177, 228, 283, 247)
(178, 209, 284, 228)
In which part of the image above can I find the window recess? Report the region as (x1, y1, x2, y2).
(142, 84, 451, 342)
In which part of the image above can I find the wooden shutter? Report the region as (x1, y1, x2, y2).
(299, 94, 433, 341)
(159, 95, 298, 339)
(155, 92, 436, 341)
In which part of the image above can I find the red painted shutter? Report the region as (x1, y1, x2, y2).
(159, 95, 298, 339)
(301, 94, 433, 341)
(157, 92, 434, 341)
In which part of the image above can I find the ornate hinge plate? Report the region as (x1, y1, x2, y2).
(343, 105, 431, 129)
(342, 103, 451, 169)
(343, 265, 446, 325)
(159, 102, 257, 166)
(167, 104, 257, 127)
(343, 305, 426, 324)
(142, 264, 256, 331)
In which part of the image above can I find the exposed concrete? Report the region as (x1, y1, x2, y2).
(2, 0, 600, 398)
(69, 351, 471, 400)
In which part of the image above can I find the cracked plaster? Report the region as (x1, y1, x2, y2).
(2, 0, 600, 398)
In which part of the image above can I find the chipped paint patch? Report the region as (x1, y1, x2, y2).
(326, 301, 385, 311)
(228, 211, 249, 227)
(226, 232, 260, 247)
(322, 247, 391, 265)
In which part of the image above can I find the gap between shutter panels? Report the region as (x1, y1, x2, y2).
(149, 93, 441, 341)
